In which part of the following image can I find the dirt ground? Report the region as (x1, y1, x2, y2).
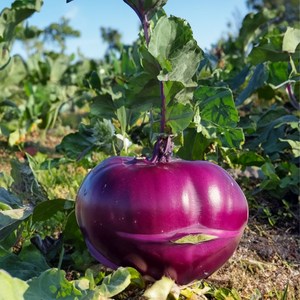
(207, 219, 299, 299)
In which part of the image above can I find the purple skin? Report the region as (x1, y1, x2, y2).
(76, 156, 248, 284)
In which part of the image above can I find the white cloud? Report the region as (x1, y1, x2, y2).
(64, 5, 79, 20)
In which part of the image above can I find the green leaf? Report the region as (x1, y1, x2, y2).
(32, 199, 74, 223)
(177, 129, 212, 161)
(192, 86, 245, 150)
(8, 130, 21, 147)
(143, 276, 175, 300)
(0, 0, 43, 41)
(282, 27, 300, 53)
(213, 287, 242, 300)
(163, 80, 185, 105)
(246, 110, 298, 157)
(227, 66, 251, 91)
(0, 55, 27, 96)
(120, 46, 138, 76)
(0, 0, 43, 67)
(261, 162, 280, 188)
(248, 29, 290, 65)
(181, 285, 211, 298)
(218, 127, 245, 149)
(195, 86, 239, 127)
(90, 94, 118, 119)
(279, 139, 300, 157)
(236, 64, 268, 105)
(126, 72, 161, 109)
(267, 62, 289, 86)
(171, 233, 218, 244)
(87, 71, 101, 90)
(230, 151, 265, 167)
(149, 16, 202, 85)
(256, 107, 287, 128)
(261, 162, 280, 183)
(25, 269, 83, 300)
(96, 267, 132, 297)
(139, 44, 161, 76)
(0, 187, 22, 208)
(63, 210, 95, 270)
(166, 103, 193, 133)
(0, 206, 33, 241)
(63, 210, 84, 246)
(279, 164, 300, 190)
(0, 202, 11, 211)
(237, 9, 276, 50)
(0, 245, 49, 280)
(116, 106, 127, 135)
(126, 267, 145, 289)
(10, 159, 48, 205)
(249, 45, 290, 65)
(0, 270, 29, 300)
(56, 124, 96, 160)
(47, 54, 72, 83)
(0, 55, 11, 71)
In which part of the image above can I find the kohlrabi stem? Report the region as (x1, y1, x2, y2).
(136, 4, 167, 134)
(149, 135, 173, 163)
(143, 14, 150, 46)
(123, 0, 150, 45)
(160, 81, 166, 133)
(123, 0, 168, 139)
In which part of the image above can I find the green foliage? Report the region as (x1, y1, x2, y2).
(143, 276, 175, 299)
(0, 0, 299, 299)
(149, 15, 202, 85)
(0, 0, 43, 67)
(0, 205, 33, 241)
(0, 266, 145, 299)
(0, 270, 29, 300)
(57, 0, 300, 206)
(0, 244, 49, 280)
(0, 48, 93, 145)
(0, 1, 93, 146)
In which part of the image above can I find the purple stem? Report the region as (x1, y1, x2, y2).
(138, 6, 167, 134)
(123, 0, 150, 45)
(142, 14, 150, 46)
(149, 135, 173, 163)
(160, 81, 166, 133)
(286, 83, 300, 110)
(123, 0, 168, 136)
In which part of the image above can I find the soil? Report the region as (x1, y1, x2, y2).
(207, 221, 299, 299)
(0, 129, 299, 300)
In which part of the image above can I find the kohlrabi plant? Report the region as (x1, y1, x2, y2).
(74, 0, 249, 285)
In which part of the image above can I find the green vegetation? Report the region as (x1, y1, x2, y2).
(0, 0, 299, 299)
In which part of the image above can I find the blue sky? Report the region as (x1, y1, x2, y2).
(2, 0, 249, 58)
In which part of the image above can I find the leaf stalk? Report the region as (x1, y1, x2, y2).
(124, 0, 168, 135)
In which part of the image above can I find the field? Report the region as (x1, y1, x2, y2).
(0, 0, 299, 299)
(1, 126, 299, 299)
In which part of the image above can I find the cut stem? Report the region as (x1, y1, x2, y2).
(149, 135, 174, 163)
